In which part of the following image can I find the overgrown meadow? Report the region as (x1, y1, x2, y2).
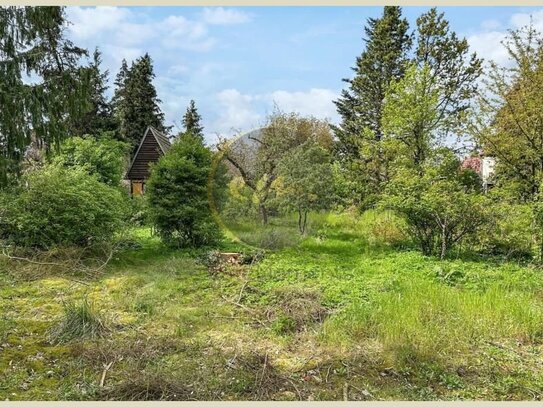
(2, 211, 543, 400)
(3, 5, 543, 401)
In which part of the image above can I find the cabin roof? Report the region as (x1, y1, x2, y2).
(149, 126, 172, 155)
(125, 126, 171, 180)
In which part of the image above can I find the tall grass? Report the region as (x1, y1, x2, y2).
(323, 279, 543, 366)
(50, 297, 108, 343)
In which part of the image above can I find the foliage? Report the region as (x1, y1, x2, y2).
(334, 7, 481, 208)
(51, 135, 128, 186)
(472, 24, 543, 201)
(382, 64, 440, 170)
(68, 49, 116, 137)
(0, 6, 90, 186)
(146, 134, 222, 248)
(381, 150, 489, 258)
(334, 6, 411, 207)
(0, 166, 127, 249)
(219, 111, 333, 224)
(113, 53, 166, 154)
(273, 142, 335, 234)
(414, 8, 482, 139)
(221, 177, 258, 220)
(477, 200, 534, 259)
(128, 195, 149, 227)
(335, 6, 411, 152)
(180, 99, 204, 140)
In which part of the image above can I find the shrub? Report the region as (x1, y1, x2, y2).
(0, 166, 127, 249)
(52, 135, 128, 186)
(478, 201, 534, 259)
(381, 151, 490, 258)
(128, 195, 149, 227)
(359, 210, 408, 248)
(146, 134, 223, 248)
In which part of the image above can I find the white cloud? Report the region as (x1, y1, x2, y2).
(208, 88, 339, 137)
(160, 15, 214, 51)
(467, 9, 543, 67)
(481, 19, 502, 30)
(510, 9, 543, 31)
(213, 89, 262, 135)
(467, 31, 509, 67)
(67, 6, 217, 57)
(269, 88, 338, 121)
(67, 7, 131, 41)
(202, 7, 251, 25)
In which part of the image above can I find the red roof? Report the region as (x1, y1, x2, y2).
(462, 156, 482, 174)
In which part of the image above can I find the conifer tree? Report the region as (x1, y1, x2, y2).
(111, 58, 129, 137)
(181, 100, 204, 140)
(114, 53, 166, 153)
(0, 6, 89, 186)
(335, 6, 411, 157)
(333, 6, 411, 206)
(69, 49, 115, 137)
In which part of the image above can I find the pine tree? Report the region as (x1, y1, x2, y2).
(119, 53, 166, 154)
(335, 6, 411, 157)
(181, 100, 204, 140)
(0, 6, 89, 186)
(69, 48, 115, 137)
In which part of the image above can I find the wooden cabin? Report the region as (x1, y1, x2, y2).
(125, 126, 171, 196)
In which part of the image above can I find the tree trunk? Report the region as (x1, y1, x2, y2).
(298, 208, 303, 234)
(302, 210, 308, 235)
(440, 221, 447, 260)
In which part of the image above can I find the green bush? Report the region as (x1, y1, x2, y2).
(0, 166, 127, 249)
(128, 195, 149, 227)
(359, 209, 409, 248)
(381, 150, 490, 258)
(52, 135, 128, 186)
(478, 201, 534, 259)
(146, 134, 223, 248)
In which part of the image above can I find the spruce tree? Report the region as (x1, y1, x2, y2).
(0, 6, 89, 186)
(335, 6, 411, 157)
(333, 6, 411, 207)
(181, 100, 204, 140)
(111, 58, 129, 136)
(115, 53, 166, 153)
(69, 49, 115, 137)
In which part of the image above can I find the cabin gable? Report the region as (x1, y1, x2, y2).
(125, 126, 171, 195)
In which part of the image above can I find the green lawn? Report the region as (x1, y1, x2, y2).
(1, 211, 543, 400)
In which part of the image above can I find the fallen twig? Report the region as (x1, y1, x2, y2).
(100, 361, 114, 387)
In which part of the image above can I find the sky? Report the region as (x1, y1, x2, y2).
(65, 6, 543, 143)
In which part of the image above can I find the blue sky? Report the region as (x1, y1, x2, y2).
(66, 6, 543, 142)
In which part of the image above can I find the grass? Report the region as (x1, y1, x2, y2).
(49, 298, 109, 343)
(1, 210, 543, 400)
